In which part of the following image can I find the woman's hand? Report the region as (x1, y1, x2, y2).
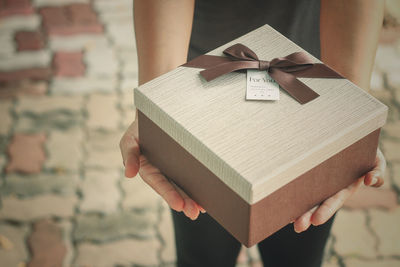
(293, 148, 386, 233)
(120, 116, 205, 220)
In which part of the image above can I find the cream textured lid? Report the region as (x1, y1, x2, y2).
(134, 24, 388, 204)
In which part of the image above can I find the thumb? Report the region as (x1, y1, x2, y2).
(120, 130, 141, 178)
(124, 152, 140, 178)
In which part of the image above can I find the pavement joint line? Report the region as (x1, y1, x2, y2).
(156, 199, 168, 266)
(322, 233, 335, 263)
(61, 219, 74, 267)
(69, 215, 80, 266)
(68, 92, 88, 266)
(329, 233, 346, 267)
(67, 92, 90, 265)
(116, 168, 126, 212)
(0, 97, 17, 196)
(365, 210, 380, 256)
(379, 138, 400, 199)
(24, 221, 34, 266)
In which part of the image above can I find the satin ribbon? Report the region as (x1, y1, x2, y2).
(182, 43, 343, 104)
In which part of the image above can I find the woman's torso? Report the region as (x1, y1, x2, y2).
(188, 0, 320, 61)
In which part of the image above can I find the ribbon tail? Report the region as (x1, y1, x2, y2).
(270, 68, 319, 104)
(200, 60, 259, 82)
(292, 63, 343, 78)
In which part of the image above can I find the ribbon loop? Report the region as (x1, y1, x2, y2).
(181, 43, 343, 104)
(223, 43, 259, 61)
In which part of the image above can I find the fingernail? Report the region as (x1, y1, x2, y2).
(183, 208, 191, 219)
(371, 177, 378, 185)
(184, 201, 195, 220)
(190, 211, 199, 221)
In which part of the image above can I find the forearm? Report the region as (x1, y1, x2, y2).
(134, 0, 195, 85)
(320, 0, 384, 91)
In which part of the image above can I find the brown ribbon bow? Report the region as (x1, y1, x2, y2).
(182, 43, 343, 104)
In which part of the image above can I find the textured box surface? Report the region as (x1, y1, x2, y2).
(134, 24, 388, 246)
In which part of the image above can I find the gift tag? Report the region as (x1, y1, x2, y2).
(246, 70, 280, 101)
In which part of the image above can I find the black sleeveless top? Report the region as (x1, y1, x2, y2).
(188, 0, 320, 61)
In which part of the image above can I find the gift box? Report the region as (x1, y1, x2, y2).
(133, 24, 387, 247)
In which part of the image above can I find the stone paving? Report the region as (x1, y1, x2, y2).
(0, 0, 399, 266)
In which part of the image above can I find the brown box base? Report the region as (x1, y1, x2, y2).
(138, 111, 380, 247)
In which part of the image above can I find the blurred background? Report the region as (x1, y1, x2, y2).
(0, 0, 399, 266)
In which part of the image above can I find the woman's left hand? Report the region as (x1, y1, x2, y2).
(293, 147, 386, 233)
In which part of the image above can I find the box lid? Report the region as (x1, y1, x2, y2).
(134, 24, 388, 204)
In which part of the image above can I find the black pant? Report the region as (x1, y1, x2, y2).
(171, 209, 335, 267)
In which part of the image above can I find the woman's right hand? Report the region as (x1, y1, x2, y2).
(119, 114, 205, 220)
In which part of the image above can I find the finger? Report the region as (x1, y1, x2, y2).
(139, 155, 184, 212)
(170, 180, 201, 220)
(124, 153, 140, 178)
(364, 148, 386, 187)
(293, 205, 318, 233)
(311, 177, 363, 226)
(364, 170, 384, 187)
(181, 194, 200, 220)
(197, 204, 206, 214)
(120, 132, 141, 178)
